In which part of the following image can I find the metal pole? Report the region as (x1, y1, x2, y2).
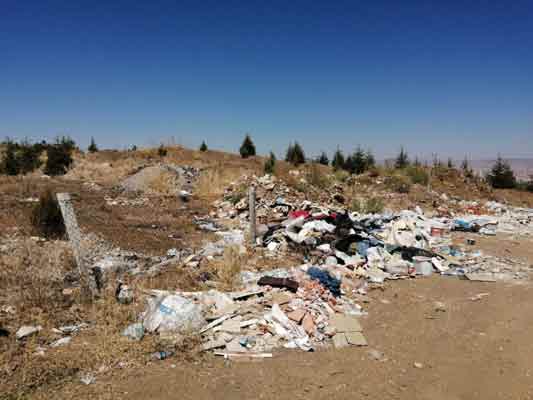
(249, 186, 256, 246)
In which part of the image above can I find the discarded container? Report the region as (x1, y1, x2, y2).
(412, 256, 433, 276)
(142, 294, 205, 333)
(430, 227, 445, 237)
(122, 322, 145, 341)
(151, 350, 174, 360)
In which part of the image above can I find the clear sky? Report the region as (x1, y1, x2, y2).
(1, 0, 532, 160)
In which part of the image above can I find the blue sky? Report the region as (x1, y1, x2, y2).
(1, 0, 532, 159)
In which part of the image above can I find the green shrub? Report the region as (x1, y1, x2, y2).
(486, 156, 516, 189)
(306, 163, 328, 189)
(239, 134, 256, 158)
(334, 169, 350, 183)
(365, 197, 384, 213)
(264, 151, 276, 174)
(158, 144, 167, 157)
(199, 141, 208, 152)
(88, 137, 98, 153)
(285, 142, 306, 166)
(387, 174, 411, 193)
(406, 166, 429, 185)
(44, 137, 74, 176)
(31, 189, 65, 239)
(0, 140, 20, 175)
(350, 198, 362, 213)
(350, 197, 384, 214)
(317, 152, 329, 165)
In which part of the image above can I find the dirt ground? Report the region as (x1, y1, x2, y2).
(38, 275, 533, 400)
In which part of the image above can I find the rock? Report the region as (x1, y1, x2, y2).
(414, 362, 424, 369)
(16, 325, 42, 340)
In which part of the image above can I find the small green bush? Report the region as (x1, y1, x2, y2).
(406, 166, 429, 185)
(306, 163, 328, 189)
(158, 145, 168, 157)
(387, 174, 411, 193)
(31, 189, 65, 239)
(239, 134, 256, 158)
(264, 151, 276, 175)
(350, 197, 384, 214)
(365, 197, 384, 213)
(44, 138, 74, 176)
(199, 141, 208, 152)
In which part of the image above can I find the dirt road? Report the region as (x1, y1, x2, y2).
(50, 276, 533, 400)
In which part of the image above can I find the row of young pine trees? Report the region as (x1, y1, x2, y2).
(0, 134, 529, 191)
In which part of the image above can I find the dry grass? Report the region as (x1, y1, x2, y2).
(196, 164, 247, 200)
(211, 245, 244, 290)
(0, 238, 203, 398)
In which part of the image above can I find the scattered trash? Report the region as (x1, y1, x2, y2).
(50, 337, 72, 348)
(142, 294, 205, 333)
(79, 372, 96, 385)
(470, 293, 490, 301)
(122, 323, 145, 341)
(16, 325, 42, 340)
(116, 282, 134, 304)
(151, 350, 174, 360)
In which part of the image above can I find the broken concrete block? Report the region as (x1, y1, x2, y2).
(332, 333, 349, 348)
(345, 331, 367, 346)
(287, 309, 306, 324)
(301, 313, 316, 335)
(330, 315, 362, 333)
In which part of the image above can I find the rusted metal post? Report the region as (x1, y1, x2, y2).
(249, 186, 256, 246)
(56, 193, 93, 300)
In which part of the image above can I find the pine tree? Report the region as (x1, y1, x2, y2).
(286, 142, 305, 166)
(447, 157, 454, 169)
(395, 146, 409, 169)
(0, 139, 20, 175)
(317, 151, 329, 166)
(158, 144, 167, 157)
(264, 151, 276, 174)
(239, 134, 256, 158)
(486, 156, 516, 189)
(88, 137, 98, 153)
(331, 148, 345, 171)
(345, 146, 367, 174)
(414, 156, 421, 167)
(365, 149, 376, 170)
(461, 156, 473, 178)
(199, 141, 208, 152)
(44, 137, 74, 176)
(18, 140, 43, 174)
